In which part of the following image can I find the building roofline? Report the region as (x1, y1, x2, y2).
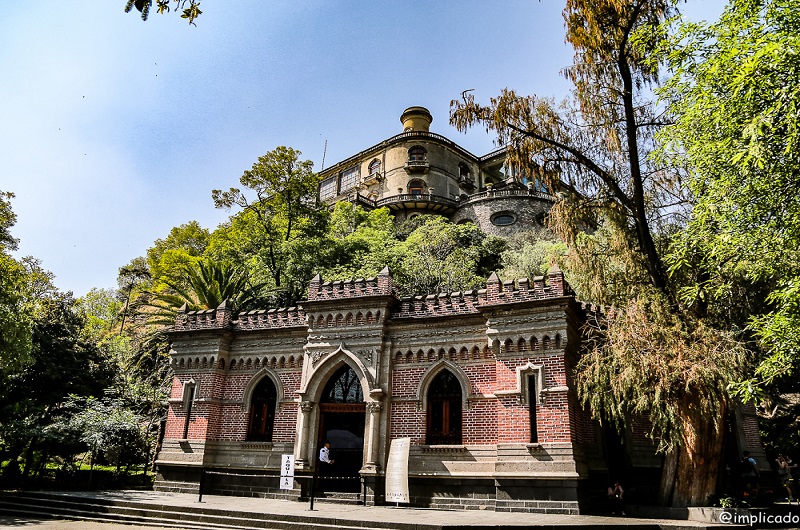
(320, 131, 505, 177)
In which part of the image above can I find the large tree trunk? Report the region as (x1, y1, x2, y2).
(660, 400, 726, 507)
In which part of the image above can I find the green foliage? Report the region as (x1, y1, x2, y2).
(320, 204, 399, 281)
(577, 291, 748, 453)
(562, 223, 652, 305)
(392, 216, 500, 296)
(148, 258, 266, 316)
(499, 230, 567, 282)
(124, 0, 202, 25)
(77, 288, 123, 342)
(146, 221, 209, 291)
(0, 293, 115, 478)
(0, 193, 34, 375)
(0, 254, 33, 375)
(0, 192, 19, 252)
(212, 146, 324, 306)
(658, 0, 800, 402)
(50, 395, 149, 471)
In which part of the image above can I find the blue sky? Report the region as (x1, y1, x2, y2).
(0, 1, 726, 296)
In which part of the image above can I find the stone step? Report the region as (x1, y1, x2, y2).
(153, 479, 200, 494)
(0, 500, 249, 530)
(0, 492, 391, 530)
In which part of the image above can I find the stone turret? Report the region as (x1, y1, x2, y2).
(400, 106, 433, 132)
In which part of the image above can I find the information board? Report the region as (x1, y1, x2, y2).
(385, 437, 410, 503)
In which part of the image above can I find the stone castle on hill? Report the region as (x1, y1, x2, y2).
(317, 106, 554, 236)
(153, 107, 765, 513)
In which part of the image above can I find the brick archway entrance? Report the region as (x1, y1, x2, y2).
(317, 365, 365, 492)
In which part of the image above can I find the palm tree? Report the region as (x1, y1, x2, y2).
(139, 259, 267, 326)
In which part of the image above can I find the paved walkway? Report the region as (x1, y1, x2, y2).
(1, 490, 725, 529)
(0, 518, 169, 529)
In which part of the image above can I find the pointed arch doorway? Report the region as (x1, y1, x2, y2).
(317, 364, 366, 492)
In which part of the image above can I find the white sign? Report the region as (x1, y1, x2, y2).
(385, 438, 410, 503)
(280, 454, 295, 490)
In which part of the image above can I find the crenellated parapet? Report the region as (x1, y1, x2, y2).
(173, 300, 233, 331)
(306, 266, 395, 301)
(395, 266, 572, 319)
(172, 267, 573, 330)
(236, 307, 306, 330)
(172, 300, 306, 332)
(482, 265, 572, 304)
(396, 290, 482, 319)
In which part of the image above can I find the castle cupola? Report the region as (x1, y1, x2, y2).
(400, 106, 433, 132)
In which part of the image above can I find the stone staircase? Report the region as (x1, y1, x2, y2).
(0, 491, 389, 530)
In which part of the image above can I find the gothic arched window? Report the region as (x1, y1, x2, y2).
(321, 365, 364, 403)
(247, 377, 278, 441)
(426, 370, 463, 445)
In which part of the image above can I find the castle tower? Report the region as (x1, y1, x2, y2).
(400, 106, 433, 132)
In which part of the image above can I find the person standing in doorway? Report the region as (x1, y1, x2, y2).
(319, 441, 335, 476)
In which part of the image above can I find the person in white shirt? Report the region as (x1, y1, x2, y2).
(319, 441, 334, 468)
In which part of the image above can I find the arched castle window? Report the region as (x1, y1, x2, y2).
(321, 365, 364, 403)
(368, 159, 381, 177)
(426, 370, 462, 445)
(408, 179, 425, 197)
(408, 146, 427, 163)
(247, 377, 278, 441)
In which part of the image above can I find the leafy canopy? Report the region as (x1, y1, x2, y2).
(658, 0, 800, 396)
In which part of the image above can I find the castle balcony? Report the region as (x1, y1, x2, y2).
(361, 172, 383, 186)
(403, 159, 430, 174)
(374, 193, 458, 214)
(351, 188, 553, 215)
(459, 187, 556, 206)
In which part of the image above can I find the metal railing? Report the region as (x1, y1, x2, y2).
(374, 193, 459, 209)
(196, 467, 366, 510)
(458, 188, 555, 205)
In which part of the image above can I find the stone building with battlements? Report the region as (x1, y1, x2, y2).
(154, 267, 611, 513)
(153, 106, 767, 513)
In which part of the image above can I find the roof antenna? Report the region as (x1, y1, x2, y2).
(320, 139, 328, 171)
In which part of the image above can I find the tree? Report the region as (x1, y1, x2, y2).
(0, 292, 114, 479)
(146, 221, 210, 291)
(124, 0, 202, 25)
(0, 192, 19, 252)
(499, 230, 567, 282)
(451, 1, 745, 506)
(658, 0, 800, 451)
(117, 259, 152, 335)
(0, 192, 33, 376)
(212, 146, 325, 306)
(392, 216, 503, 296)
(318, 203, 399, 282)
(142, 258, 266, 324)
(51, 395, 149, 475)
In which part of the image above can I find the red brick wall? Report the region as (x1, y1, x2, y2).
(166, 368, 302, 443)
(169, 351, 577, 447)
(388, 353, 574, 445)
